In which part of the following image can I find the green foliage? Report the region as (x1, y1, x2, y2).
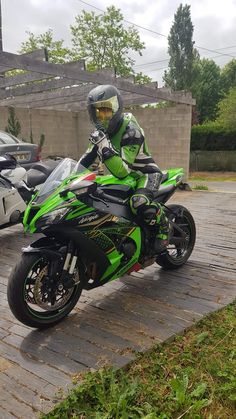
(5, 107, 21, 137)
(192, 184, 209, 190)
(43, 368, 147, 418)
(192, 59, 222, 123)
(42, 301, 236, 419)
(27, 132, 46, 152)
(134, 72, 152, 85)
(196, 331, 209, 344)
(191, 122, 236, 150)
(216, 87, 236, 130)
(70, 6, 145, 78)
(39, 133, 45, 150)
(170, 373, 189, 405)
(18, 9, 150, 83)
(163, 4, 195, 90)
(19, 29, 71, 63)
(220, 59, 236, 95)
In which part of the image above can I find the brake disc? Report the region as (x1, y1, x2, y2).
(33, 265, 77, 311)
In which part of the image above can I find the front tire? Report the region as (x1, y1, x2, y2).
(156, 205, 196, 270)
(7, 253, 83, 328)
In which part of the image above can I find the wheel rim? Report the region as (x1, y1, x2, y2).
(24, 257, 79, 319)
(167, 215, 191, 261)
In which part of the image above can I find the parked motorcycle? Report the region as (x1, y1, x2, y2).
(0, 154, 59, 229)
(7, 158, 196, 328)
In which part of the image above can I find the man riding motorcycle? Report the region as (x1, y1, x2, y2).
(79, 84, 169, 251)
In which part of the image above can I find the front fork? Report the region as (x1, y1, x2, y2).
(59, 241, 79, 289)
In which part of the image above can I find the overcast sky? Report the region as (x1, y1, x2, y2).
(2, 0, 236, 86)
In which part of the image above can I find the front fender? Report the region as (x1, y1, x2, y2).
(22, 236, 63, 260)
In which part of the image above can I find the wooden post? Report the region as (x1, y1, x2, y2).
(0, 0, 2, 51)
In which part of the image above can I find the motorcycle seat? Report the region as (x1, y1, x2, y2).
(153, 184, 176, 199)
(161, 172, 169, 183)
(26, 160, 59, 188)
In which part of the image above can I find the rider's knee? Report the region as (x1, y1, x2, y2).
(130, 188, 154, 214)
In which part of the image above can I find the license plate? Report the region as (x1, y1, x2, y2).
(15, 153, 29, 161)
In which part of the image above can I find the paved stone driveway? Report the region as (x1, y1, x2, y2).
(0, 189, 236, 418)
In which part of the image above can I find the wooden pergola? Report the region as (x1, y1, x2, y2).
(0, 49, 195, 111)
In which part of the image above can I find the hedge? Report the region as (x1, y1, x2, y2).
(191, 123, 236, 151)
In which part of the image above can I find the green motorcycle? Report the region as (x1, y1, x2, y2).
(7, 158, 196, 328)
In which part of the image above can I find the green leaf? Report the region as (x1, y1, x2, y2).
(196, 331, 209, 344)
(191, 398, 211, 411)
(170, 374, 189, 404)
(190, 382, 207, 398)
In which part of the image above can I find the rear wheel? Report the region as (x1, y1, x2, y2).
(156, 205, 196, 270)
(7, 253, 83, 328)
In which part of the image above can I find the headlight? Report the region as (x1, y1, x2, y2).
(36, 207, 68, 228)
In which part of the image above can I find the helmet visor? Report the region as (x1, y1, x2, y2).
(93, 95, 119, 129)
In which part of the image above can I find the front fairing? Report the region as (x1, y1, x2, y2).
(23, 158, 95, 233)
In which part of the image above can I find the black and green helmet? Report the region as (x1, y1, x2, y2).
(87, 85, 123, 135)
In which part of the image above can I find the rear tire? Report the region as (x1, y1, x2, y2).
(156, 205, 196, 270)
(7, 253, 83, 328)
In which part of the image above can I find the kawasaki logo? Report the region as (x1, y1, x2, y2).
(78, 214, 99, 224)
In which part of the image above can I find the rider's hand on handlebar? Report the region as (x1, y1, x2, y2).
(89, 130, 117, 162)
(89, 130, 107, 145)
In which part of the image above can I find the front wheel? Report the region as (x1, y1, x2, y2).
(7, 253, 83, 328)
(156, 204, 196, 270)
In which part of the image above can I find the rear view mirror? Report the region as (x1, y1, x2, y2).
(0, 154, 17, 171)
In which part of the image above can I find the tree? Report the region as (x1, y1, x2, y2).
(5, 107, 21, 137)
(163, 4, 195, 91)
(220, 59, 236, 95)
(135, 72, 152, 84)
(216, 87, 236, 130)
(70, 6, 145, 77)
(19, 29, 70, 63)
(192, 59, 222, 123)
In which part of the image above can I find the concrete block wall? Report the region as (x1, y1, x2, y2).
(0, 103, 192, 178)
(0, 107, 80, 159)
(132, 105, 192, 177)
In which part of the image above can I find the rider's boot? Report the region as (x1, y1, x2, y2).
(143, 203, 169, 252)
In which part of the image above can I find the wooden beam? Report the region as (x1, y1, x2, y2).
(0, 49, 47, 72)
(0, 63, 112, 99)
(14, 91, 164, 111)
(0, 52, 195, 105)
(0, 78, 83, 99)
(0, 83, 94, 107)
(0, 88, 193, 111)
(0, 71, 54, 88)
(0, 60, 86, 90)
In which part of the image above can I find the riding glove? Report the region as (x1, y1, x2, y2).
(90, 130, 117, 162)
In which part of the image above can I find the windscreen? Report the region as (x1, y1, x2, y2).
(34, 158, 88, 203)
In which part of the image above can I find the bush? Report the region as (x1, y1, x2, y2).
(191, 122, 236, 151)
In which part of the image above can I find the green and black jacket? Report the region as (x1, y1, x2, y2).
(80, 113, 161, 180)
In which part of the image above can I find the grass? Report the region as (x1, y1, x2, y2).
(189, 172, 236, 182)
(192, 184, 209, 191)
(42, 301, 236, 419)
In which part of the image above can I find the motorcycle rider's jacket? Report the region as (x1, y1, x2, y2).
(79, 113, 162, 179)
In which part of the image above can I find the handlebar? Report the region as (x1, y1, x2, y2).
(93, 189, 127, 205)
